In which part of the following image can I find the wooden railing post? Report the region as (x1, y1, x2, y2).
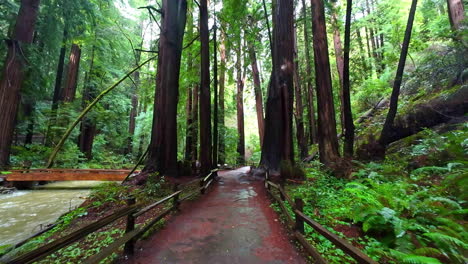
(124, 196, 136, 255)
(200, 178, 205, 194)
(295, 198, 305, 234)
(173, 184, 180, 210)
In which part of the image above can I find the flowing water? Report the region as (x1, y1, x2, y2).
(0, 181, 103, 246)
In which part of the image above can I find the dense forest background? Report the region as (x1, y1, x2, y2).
(0, 0, 464, 170)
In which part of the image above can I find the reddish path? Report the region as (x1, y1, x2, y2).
(124, 167, 306, 264)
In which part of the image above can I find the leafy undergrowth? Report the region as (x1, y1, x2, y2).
(1, 175, 200, 263)
(281, 126, 467, 264)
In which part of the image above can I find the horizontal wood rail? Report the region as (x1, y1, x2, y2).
(2, 169, 219, 264)
(264, 170, 376, 264)
(4, 169, 138, 182)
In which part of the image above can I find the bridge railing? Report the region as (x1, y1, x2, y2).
(2, 169, 218, 264)
(264, 170, 377, 264)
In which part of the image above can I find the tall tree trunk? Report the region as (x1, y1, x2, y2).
(218, 26, 226, 164)
(343, 0, 355, 157)
(331, 4, 345, 135)
(261, 0, 294, 170)
(379, 0, 418, 148)
(145, 0, 188, 176)
(293, 29, 307, 159)
(127, 69, 139, 154)
(364, 26, 373, 71)
(24, 100, 35, 146)
(191, 83, 199, 163)
(61, 43, 81, 102)
(51, 28, 67, 111)
(446, 0, 465, 30)
(301, 0, 317, 145)
(236, 37, 245, 165)
(199, 0, 212, 173)
(212, 25, 218, 167)
(0, 0, 40, 169)
(185, 83, 193, 161)
(247, 41, 265, 147)
(310, 0, 340, 166)
(78, 44, 97, 160)
(185, 8, 195, 162)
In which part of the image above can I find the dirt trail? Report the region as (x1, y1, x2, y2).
(123, 167, 306, 264)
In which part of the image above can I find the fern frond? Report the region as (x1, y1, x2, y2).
(389, 249, 442, 264)
(424, 232, 468, 249)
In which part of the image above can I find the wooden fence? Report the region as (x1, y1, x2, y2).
(2, 170, 218, 264)
(264, 170, 377, 264)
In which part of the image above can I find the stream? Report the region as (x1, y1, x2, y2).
(0, 181, 103, 246)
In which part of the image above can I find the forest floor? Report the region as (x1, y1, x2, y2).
(122, 167, 307, 264)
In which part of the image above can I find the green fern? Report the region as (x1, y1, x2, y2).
(389, 249, 442, 264)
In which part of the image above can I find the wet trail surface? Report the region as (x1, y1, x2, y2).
(124, 167, 306, 264)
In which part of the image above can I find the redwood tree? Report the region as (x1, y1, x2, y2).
(260, 0, 294, 170)
(218, 25, 227, 164)
(310, 0, 340, 166)
(236, 37, 245, 165)
(0, 0, 40, 169)
(61, 43, 81, 102)
(342, 0, 355, 157)
(446, 0, 465, 30)
(199, 0, 212, 173)
(301, 0, 317, 145)
(145, 0, 188, 176)
(247, 41, 265, 146)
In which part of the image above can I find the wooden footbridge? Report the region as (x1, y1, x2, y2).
(0, 169, 136, 182)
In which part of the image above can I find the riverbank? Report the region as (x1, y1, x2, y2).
(0, 181, 102, 247)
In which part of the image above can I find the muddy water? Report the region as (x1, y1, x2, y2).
(0, 181, 102, 246)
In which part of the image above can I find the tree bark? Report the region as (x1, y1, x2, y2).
(446, 0, 465, 30)
(145, 0, 188, 176)
(0, 0, 40, 169)
(218, 25, 227, 164)
(301, 0, 317, 145)
(331, 4, 345, 135)
(293, 29, 308, 159)
(212, 25, 218, 166)
(185, 8, 195, 162)
(247, 41, 265, 147)
(236, 37, 245, 165)
(310, 0, 340, 166)
(260, 0, 294, 170)
(379, 0, 418, 147)
(343, 0, 355, 157)
(199, 0, 212, 173)
(61, 43, 81, 102)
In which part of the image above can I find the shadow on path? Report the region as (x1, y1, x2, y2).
(123, 167, 306, 264)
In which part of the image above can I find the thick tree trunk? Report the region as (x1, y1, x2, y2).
(145, 0, 187, 176)
(127, 70, 139, 154)
(343, 0, 355, 157)
(51, 29, 67, 111)
(0, 0, 40, 169)
(218, 26, 226, 164)
(331, 5, 345, 134)
(212, 25, 218, 167)
(261, 0, 294, 170)
(293, 29, 308, 159)
(61, 43, 81, 102)
(199, 0, 212, 173)
(310, 0, 340, 166)
(247, 41, 265, 147)
(379, 0, 418, 147)
(301, 0, 317, 145)
(446, 0, 465, 30)
(236, 37, 245, 165)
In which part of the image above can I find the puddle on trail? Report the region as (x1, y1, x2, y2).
(0, 181, 103, 246)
